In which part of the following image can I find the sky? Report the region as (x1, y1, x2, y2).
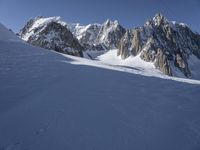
(0, 0, 200, 32)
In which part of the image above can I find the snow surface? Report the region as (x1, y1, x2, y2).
(188, 55, 200, 79)
(1, 24, 200, 150)
(71, 50, 200, 84)
(0, 23, 21, 42)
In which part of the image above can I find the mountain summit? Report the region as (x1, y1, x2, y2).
(19, 16, 83, 57)
(67, 19, 126, 50)
(118, 13, 200, 78)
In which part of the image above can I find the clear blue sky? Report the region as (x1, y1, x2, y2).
(0, 0, 200, 32)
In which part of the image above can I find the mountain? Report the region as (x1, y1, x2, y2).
(68, 23, 101, 45)
(1, 21, 200, 150)
(19, 16, 83, 57)
(96, 19, 126, 49)
(18, 14, 200, 79)
(118, 13, 200, 78)
(67, 23, 107, 53)
(68, 19, 126, 50)
(19, 17, 126, 57)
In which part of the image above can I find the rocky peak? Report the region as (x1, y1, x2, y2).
(70, 23, 101, 45)
(103, 19, 119, 28)
(19, 16, 65, 41)
(97, 19, 126, 49)
(118, 13, 200, 78)
(68, 19, 126, 51)
(145, 13, 170, 28)
(19, 16, 83, 57)
(104, 19, 111, 26)
(152, 13, 169, 26)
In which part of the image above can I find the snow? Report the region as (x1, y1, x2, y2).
(67, 22, 102, 45)
(1, 24, 200, 150)
(67, 50, 200, 84)
(21, 17, 122, 50)
(68, 23, 88, 40)
(188, 55, 200, 79)
(179, 23, 188, 27)
(98, 20, 119, 44)
(97, 49, 161, 75)
(21, 16, 64, 41)
(0, 23, 21, 42)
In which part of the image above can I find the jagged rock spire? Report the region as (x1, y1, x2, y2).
(118, 13, 200, 78)
(152, 13, 169, 26)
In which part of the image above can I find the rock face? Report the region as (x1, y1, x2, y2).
(19, 14, 200, 78)
(96, 20, 126, 49)
(19, 16, 83, 57)
(68, 23, 101, 46)
(19, 17, 125, 56)
(118, 13, 200, 78)
(68, 20, 126, 51)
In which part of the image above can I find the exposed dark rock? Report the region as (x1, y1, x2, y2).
(19, 17, 83, 57)
(118, 13, 200, 77)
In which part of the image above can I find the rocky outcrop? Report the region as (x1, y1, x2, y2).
(19, 16, 83, 57)
(118, 13, 200, 78)
(19, 16, 126, 57)
(19, 14, 200, 78)
(154, 48, 172, 76)
(68, 20, 126, 51)
(68, 23, 101, 46)
(96, 20, 126, 49)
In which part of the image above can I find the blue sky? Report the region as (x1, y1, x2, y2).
(0, 0, 200, 32)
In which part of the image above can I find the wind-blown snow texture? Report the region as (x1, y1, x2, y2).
(1, 23, 200, 150)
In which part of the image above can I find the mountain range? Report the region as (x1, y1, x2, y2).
(1, 14, 200, 150)
(18, 13, 200, 79)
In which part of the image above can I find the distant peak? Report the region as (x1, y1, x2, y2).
(152, 13, 169, 26)
(104, 19, 111, 25)
(104, 19, 119, 27)
(153, 13, 164, 19)
(33, 16, 62, 22)
(114, 20, 119, 24)
(34, 16, 44, 20)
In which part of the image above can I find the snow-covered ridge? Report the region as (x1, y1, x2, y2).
(67, 23, 102, 45)
(19, 16, 126, 51)
(20, 16, 66, 41)
(19, 16, 83, 57)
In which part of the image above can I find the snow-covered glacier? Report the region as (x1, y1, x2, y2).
(1, 23, 200, 150)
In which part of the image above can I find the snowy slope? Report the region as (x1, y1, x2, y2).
(0, 23, 21, 41)
(97, 49, 163, 76)
(1, 24, 200, 150)
(187, 55, 200, 79)
(69, 50, 200, 84)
